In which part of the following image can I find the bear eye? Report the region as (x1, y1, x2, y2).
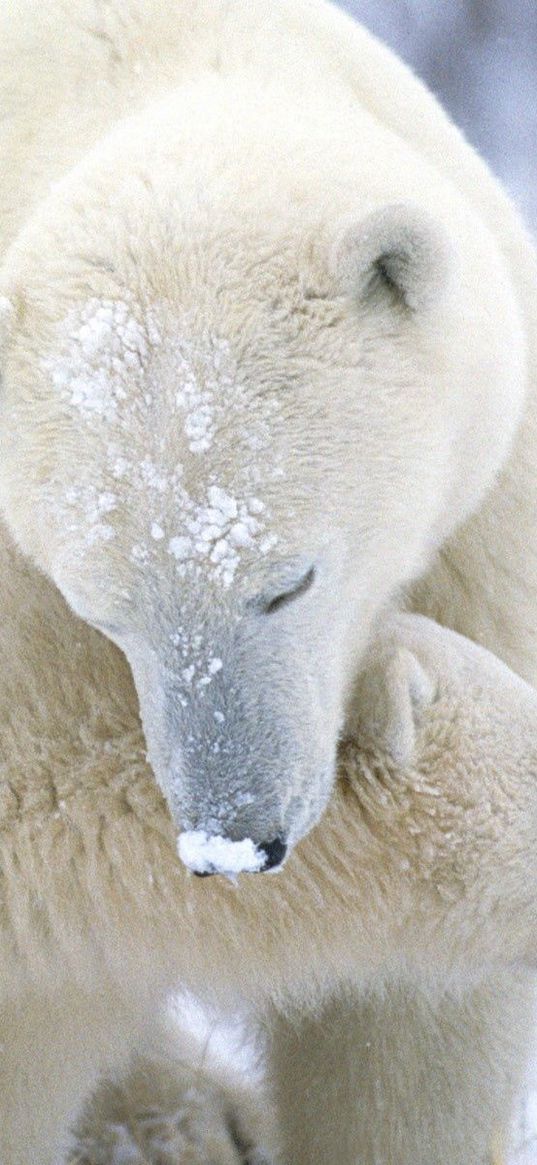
(262, 566, 316, 615)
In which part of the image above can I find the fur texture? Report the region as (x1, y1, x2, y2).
(1, 1, 537, 1162)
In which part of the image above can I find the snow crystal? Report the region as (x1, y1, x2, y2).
(42, 297, 156, 422)
(167, 489, 275, 588)
(207, 486, 238, 520)
(178, 830, 265, 876)
(110, 454, 131, 479)
(61, 483, 118, 547)
(140, 458, 169, 494)
(131, 543, 149, 564)
(169, 536, 191, 561)
(42, 300, 282, 590)
(173, 647, 224, 692)
(97, 491, 117, 513)
(173, 338, 237, 455)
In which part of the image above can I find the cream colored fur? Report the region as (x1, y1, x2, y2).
(1, 1, 537, 1163)
(3, 605, 537, 1162)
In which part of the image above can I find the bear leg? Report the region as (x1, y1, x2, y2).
(267, 971, 534, 1165)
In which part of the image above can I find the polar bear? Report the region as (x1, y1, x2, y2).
(1, 0, 537, 1162)
(3, 604, 537, 1165)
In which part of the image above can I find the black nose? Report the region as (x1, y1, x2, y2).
(259, 836, 287, 871)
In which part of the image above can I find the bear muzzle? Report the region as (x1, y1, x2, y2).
(177, 829, 287, 878)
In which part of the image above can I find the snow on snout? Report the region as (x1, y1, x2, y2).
(178, 830, 265, 876)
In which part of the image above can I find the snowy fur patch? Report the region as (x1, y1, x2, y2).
(41, 298, 282, 589)
(168, 487, 277, 588)
(41, 298, 157, 421)
(60, 484, 118, 547)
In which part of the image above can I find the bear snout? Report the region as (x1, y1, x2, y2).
(178, 830, 288, 878)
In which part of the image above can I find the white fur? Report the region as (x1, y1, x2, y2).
(0, 1, 537, 1162)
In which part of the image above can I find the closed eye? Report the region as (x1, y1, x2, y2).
(262, 566, 316, 615)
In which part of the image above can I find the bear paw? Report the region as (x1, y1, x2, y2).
(67, 1057, 275, 1165)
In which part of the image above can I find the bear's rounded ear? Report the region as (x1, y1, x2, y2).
(331, 203, 453, 312)
(349, 645, 436, 768)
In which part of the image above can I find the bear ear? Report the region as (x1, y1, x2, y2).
(349, 645, 436, 768)
(331, 203, 453, 312)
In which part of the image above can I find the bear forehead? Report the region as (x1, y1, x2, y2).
(43, 295, 239, 431)
(40, 295, 290, 591)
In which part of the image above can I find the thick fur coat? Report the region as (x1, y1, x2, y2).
(1, 2, 537, 1163)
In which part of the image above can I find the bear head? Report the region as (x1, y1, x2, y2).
(0, 81, 526, 873)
